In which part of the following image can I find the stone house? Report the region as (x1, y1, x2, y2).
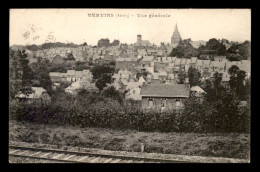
(140, 84, 190, 110)
(16, 87, 51, 105)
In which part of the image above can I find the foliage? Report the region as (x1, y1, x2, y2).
(177, 70, 186, 84)
(95, 74, 114, 90)
(25, 44, 39, 51)
(187, 67, 201, 86)
(110, 40, 120, 46)
(102, 86, 124, 104)
(97, 39, 120, 47)
(169, 38, 199, 58)
(41, 42, 78, 49)
(97, 38, 110, 47)
(90, 64, 115, 90)
(227, 41, 251, 59)
(9, 49, 34, 99)
(228, 65, 247, 100)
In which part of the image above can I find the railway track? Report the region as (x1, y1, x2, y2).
(9, 145, 190, 163)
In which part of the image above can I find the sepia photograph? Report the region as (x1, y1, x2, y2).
(9, 8, 251, 163)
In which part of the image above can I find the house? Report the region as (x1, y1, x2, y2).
(190, 57, 198, 68)
(125, 82, 143, 101)
(138, 76, 146, 83)
(173, 58, 181, 72)
(49, 72, 61, 83)
(140, 56, 154, 66)
(75, 71, 83, 81)
(16, 87, 51, 105)
(79, 78, 98, 91)
(65, 81, 82, 95)
(190, 86, 205, 98)
(67, 70, 76, 82)
(140, 84, 190, 110)
(214, 56, 227, 62)
(115, 57, 139, 70)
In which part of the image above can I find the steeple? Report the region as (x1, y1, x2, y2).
(171, 23, 181, 47)
(174, 23, 179, 33)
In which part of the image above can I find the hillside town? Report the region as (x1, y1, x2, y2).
(10, 24, 250, 111)
(9, 9, 251, 164)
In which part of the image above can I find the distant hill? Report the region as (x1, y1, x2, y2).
(10, 45, 26, 51)
(10, 42, 80, 51)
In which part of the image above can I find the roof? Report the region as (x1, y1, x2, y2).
(191, 57, 198, 63)
(191, 86, 205, 93)
(181, 58, 187, 65)
(120, 79, 128, 86)
(140, 84, 189, 97)
(75, 71, 83, 77)
(152, 73, 159, 79)
(126, 82, 143, 90)
(158, 71, 167, 76)
(186, 59, 192, 65)
(141, 56, 154, 62)
(67, 70, 76, 75)
(16, 87, 47, 99)
(174, 58, 181, 65)
(196, 60, 203, 66)
(202, 60, 211, 66)
(116, 57, 138, 62)
(49, 72, 60, 77)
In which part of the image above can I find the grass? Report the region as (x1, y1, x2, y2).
(9, 120, 250, 159)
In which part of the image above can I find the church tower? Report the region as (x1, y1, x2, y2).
(171, 24, 182, 47)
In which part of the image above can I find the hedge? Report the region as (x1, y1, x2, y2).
(9, 99, 250, 133)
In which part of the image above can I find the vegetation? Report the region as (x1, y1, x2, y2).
(9, 49, 34, 99)
(97, 38, 120, 47)
(10, 81, 249, 133)
(169, 38, 199, 58)
(187, 67, 201, 86)
(228, 65, 249, 100)
(91, 64, 115, 90)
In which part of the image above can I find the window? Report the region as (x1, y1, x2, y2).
(176, 98, 181, 107)
(162, 98, 167, 108)
(148, 98, 153, 108)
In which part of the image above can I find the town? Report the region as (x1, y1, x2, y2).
(9, 14, 251, 163)
(10, 24, 250, 110)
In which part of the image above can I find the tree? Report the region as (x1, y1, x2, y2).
(202, 72, 223, 103)
(91, 65, 115, 80)
(9, 49, 34, 98)
(91, 64, 115, 91)
(213, 72, 223, 90)
(67, 54, 75, 61)
(228, 65, 247, 100)
(187, 67, 201, 86)
(169, 38, 199, 58)
(110, 40, 120, 46)
(177, 70, 187, 84)
(102, 86, 123, 103)
(97, 38, 110, 47)
(82, 42, 88, 46)
(95, 73, 114, 91)
(25, 44, 39, 51)
(199, 38, 227, 56)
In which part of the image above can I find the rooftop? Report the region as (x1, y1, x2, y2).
(140, 84, 189, 97)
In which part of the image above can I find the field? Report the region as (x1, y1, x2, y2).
(9, 120, 250, 159)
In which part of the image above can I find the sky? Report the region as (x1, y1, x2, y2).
(10, 9, 251, 46)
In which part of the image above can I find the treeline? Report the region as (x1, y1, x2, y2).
(169, 38, 250, 61)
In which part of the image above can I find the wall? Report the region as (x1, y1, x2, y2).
(141, 96, 186, 110)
